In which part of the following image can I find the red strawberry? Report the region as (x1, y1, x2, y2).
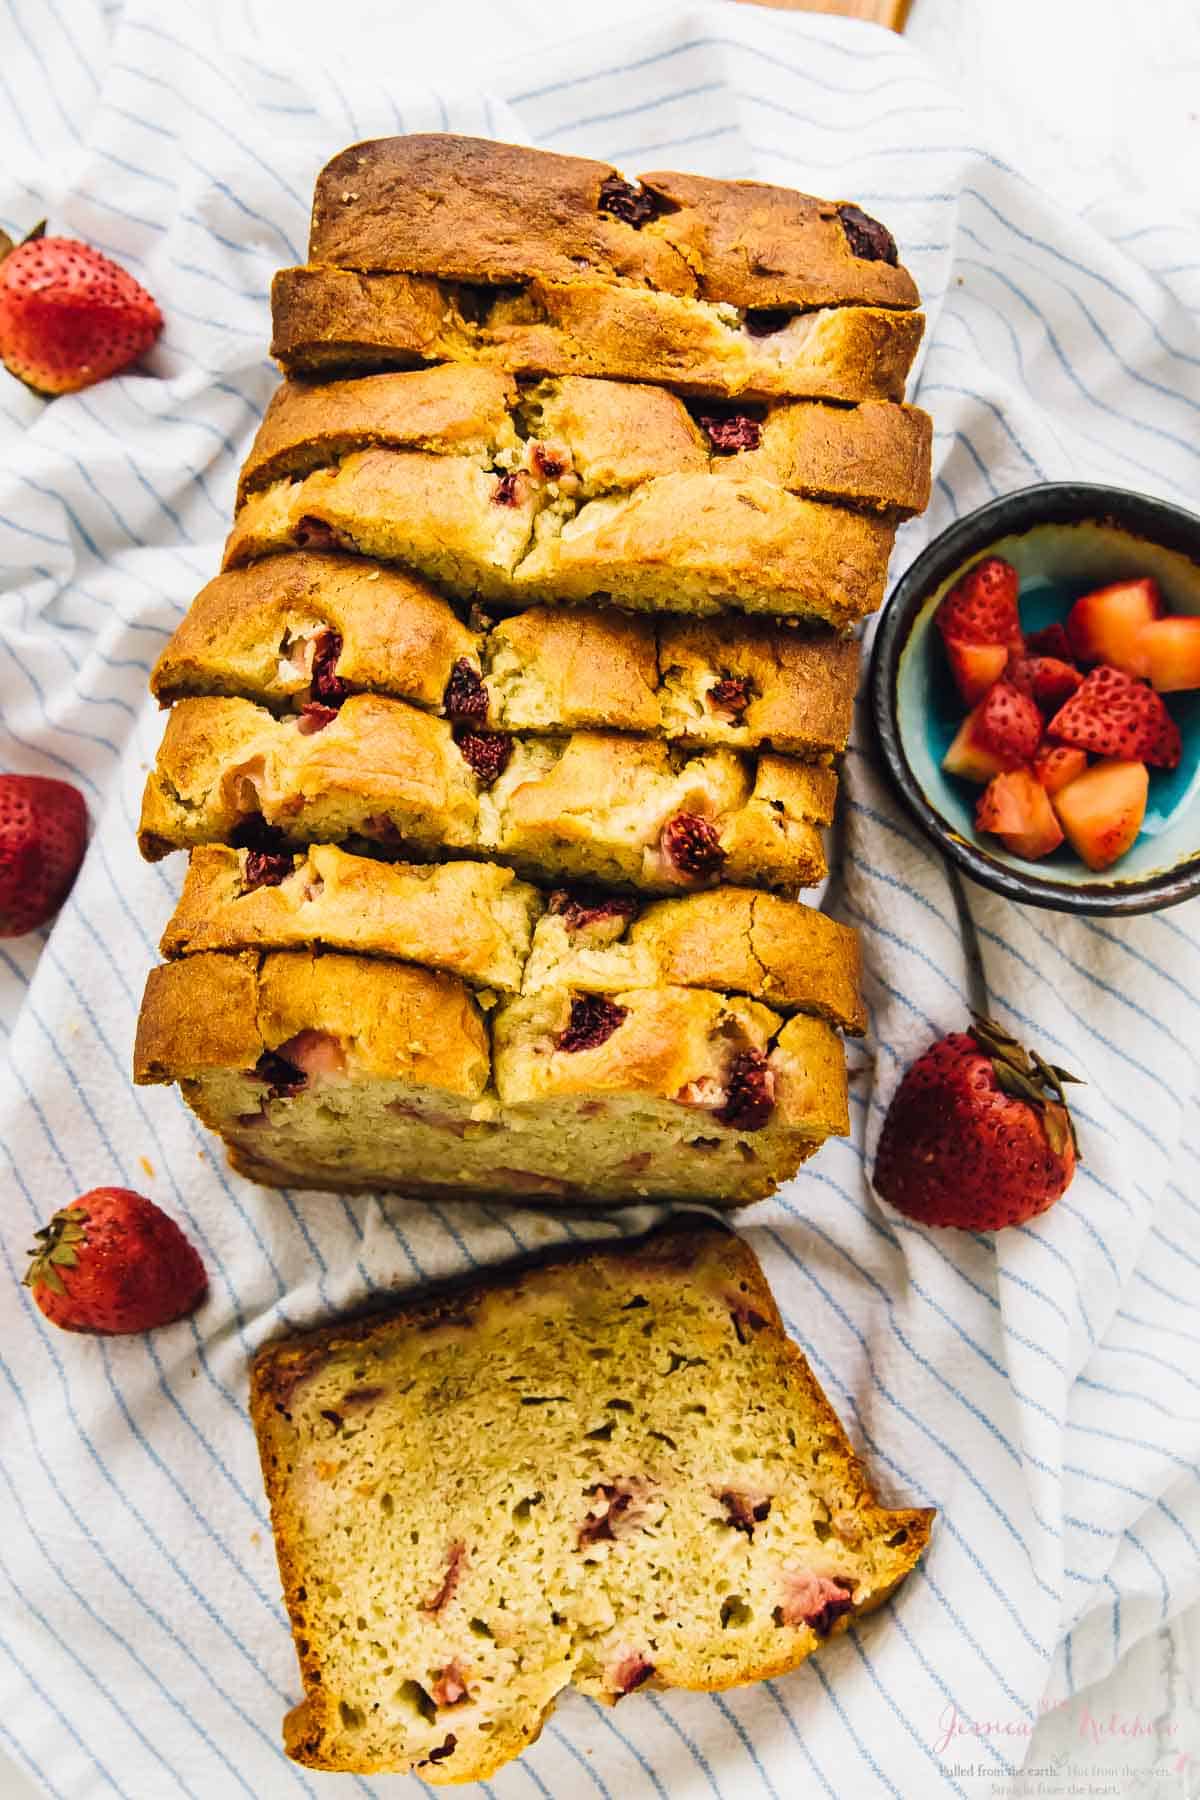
(1006, 653, 1083, 711)
(1066, 578, 1161, 672)
(942, 680, 1043, 783)
(873, 1016, 1081, 1231)
(937, 557, 1023, 648)
(1053, 758, 1148, 872)
(0, 223, 163, 395)
(1025, 622, 1073, 660)
(24, 1188, 207, 1334)
(0, 775, 87, 936)
(975, 768, 1063, 860)
(936, 557, 1024, 706)
(1048, 665, 1181, 769)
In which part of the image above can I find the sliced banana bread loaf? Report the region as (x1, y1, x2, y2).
(248, 1221, 933, 1778)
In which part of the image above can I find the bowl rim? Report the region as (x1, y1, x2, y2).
(870, 480, 1200, 917)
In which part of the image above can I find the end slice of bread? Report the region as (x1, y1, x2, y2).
(249, 1221, 933, 1778)
(133, 952, 847, 1204)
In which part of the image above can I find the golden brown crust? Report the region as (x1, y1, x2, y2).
(133, 950, 264, 1082)
(622, 889, 864, 1033)
(308, 136, 918, 311)
(135, 948, 490, 1095)
(249, 1223, 933, 1778)
(150, 552, 476, 711)
(271, 266, 924, 403)
(139, 697, 832, 893)
(150, 559, 860, 757)
(237, 368, 930, 517)
(161, 845, 542, 993)
(657, 616, 859, 757)
(223, 453, 895, 628)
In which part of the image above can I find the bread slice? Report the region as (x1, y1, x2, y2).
(133, 951, 848, 1203)
(150, 554, 860, 760)
(248, 1221, 933, 1778)
(159, 847, 864, 1033)
(271, 267, 924, 402)
(307, 136, 920, 312)
(224, 454, 895, 627)
(137, 695, 837, 893)
(236, 368, 931, 517)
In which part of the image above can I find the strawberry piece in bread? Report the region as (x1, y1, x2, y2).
(1048, 665, 1181, 769)
(975, 768, 1064, 860)
(1052, 758, 1149, 872)
(942, 680, 1043, 783)
(1066, 578, 1162, 673)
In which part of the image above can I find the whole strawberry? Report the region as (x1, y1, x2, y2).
(0, 222, 162, 395)
(874, 1015, 1081, 1231)
(0, 774, 87, 936)
(24, 1188, 207, 1334)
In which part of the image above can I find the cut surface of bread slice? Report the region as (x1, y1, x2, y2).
(159, 847, 864, 1033)
(134, 952, 848, 1204)
(138, 695, 837, 893)
(152, 554, 860, 759)
(272, 268, 924, 402)
(237, 368, 931, 517)
(248, 1221, 933, 1778)
(308, 136, 920, 312)
(224, 453, 895, 627)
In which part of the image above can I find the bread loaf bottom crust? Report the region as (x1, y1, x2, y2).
(162, 845, 865, 1034)
(151, 553, 861, 761)
(138, 695, 837, 896)
(134, 951, 849, 1206)
(249, 1221, 933, 1778)
(271, 267, 924, 404)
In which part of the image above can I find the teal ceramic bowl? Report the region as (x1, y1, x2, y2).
(871, 484, 1200, 915)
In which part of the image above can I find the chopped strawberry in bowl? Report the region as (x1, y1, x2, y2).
(871, 483, 1200, 914)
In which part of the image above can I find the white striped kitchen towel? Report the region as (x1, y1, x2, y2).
(0, 3, 1198, 1796)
